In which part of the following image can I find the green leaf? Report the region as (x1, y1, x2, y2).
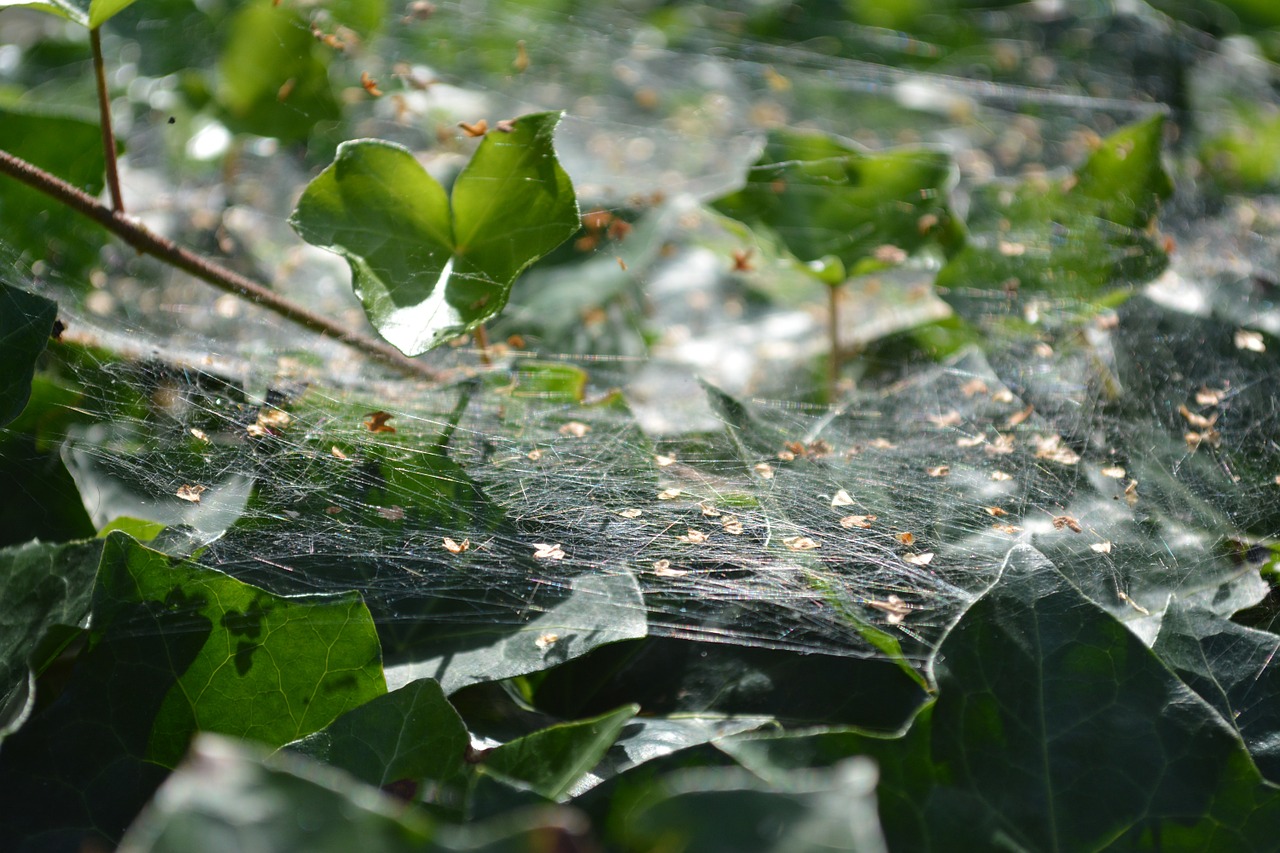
(480, 703, 639, 801)
(0, 0, 88, 26)
(0, 538, 102, 740)
(287, 679, 469, 789)
(118, 734, 434, 852)
(0, 284, 57, 428)
(937, 115, 1172, 308)
(88, 0, 137, 26)
(712, 127, 958, 273)
(0, 106, 111, 282)
(290, 112, 580, 355)
(215, 1, 341, 142)
(610, 758, 889, 853)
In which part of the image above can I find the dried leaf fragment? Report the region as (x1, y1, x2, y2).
(926, 465, 950, 478)
(699, 502, 721, 518)
(840, 514, 876, 529)
(1101, 466, 1125, 479)
(619, 508, 643, 519)
(903, 552, 935, 567)
(867, 438, 896, 450)
(657, 488, 682, 501)
(677, 529, 709, 545)
(991, 470, 1014, 481)
(985, 434, 1015, 455)
(459, 119, 489, 137)
(754, 462, 775, 479)
(1090, 541, 1112, 554)
(992, 523, 1022, 535)
(190, 428, 209, 443)
(1052, 515, 1083, 533)
(377, 505, 405, 521)
(364, 411, 396, 433)
(895, 531, 915, 546)
(783, 535, 820, 551)
(1195, 387, 1225, 406)
(533, 543, 565, 560)
(985, 506, 1008, 517)
(831, 489, 855, 508)
(535, 633, 558, 651)
(655, 453, 677, 467)
(559, 421, 590, 437)
(721, 516, 745, 535)
(442, 537, 470, 554)
(653, 559, 687, 577)
(175, 484, 206, 503)
(360, 71, 383, 97)
(1033, 434, 1080, 465)
(527, 448, 543, 461)
(1124, 479, 1139, 506)
(1178, 405, 1218, 431)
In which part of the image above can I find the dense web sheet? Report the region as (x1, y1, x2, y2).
(8, 0, 1280, 669)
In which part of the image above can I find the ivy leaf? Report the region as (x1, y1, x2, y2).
(290, 112, 580, 356)
(712, 127, 959, 274)
(0, 284, 57, 428)
(480, 703, 639, 802)
(938, 114, 1172, 308)
(0, 0, 138, 26)
(287, 678, 469, 789)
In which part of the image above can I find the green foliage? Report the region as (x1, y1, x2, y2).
(0, 283, 56, 427)
(291, 113, 580, 355)
(0, 0, 137, 28)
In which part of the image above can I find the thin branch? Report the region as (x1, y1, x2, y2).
(0, 147, 439, 380)
(90, 27, 125, 214)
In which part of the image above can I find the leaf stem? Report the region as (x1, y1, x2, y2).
(0, 147, 439, 381)
(472, 323, 492, 365)
(827, 283, 840, 401)
(90, 27, 125, 214)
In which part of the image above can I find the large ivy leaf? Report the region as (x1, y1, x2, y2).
(290, 112, 580, 355)
(0, 106, 111, 281)
(287, 678, 469, 789)
(479, 703, 639, 802)
(712, 126, 958, 273)
(0, 284, 56, 428)
(937, 114, 1171, 308)
(0, 538, 102, 739)
(215, 1, 340, 142)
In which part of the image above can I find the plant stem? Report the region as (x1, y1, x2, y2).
(827, 283, 840, 401)
(0, 147, 439, 381)
(90, 27, 125, 214)
(472, 323, 492, 366)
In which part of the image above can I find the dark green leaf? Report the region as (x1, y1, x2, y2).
(712, 127, 958, 272)
(480, 703, 639, 801)
(0, 538, 101, 739)
(287, 678, 469, 788)
(290, 112, 579, 355)
(0, 284, 57, 427)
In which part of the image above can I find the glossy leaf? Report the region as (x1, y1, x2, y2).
(290, 112, 580, 355)
(287, 678, 469, 788)
(0, 284, 57, 428)
(0, 538, 101, 739)
(480, 703, 639, 801)
(0, 0, 138, 26)
(712, 127, 958, 273)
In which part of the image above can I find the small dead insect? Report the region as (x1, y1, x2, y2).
(311, 26, 346, 51)
(1124, 479, 1139, 506)
(1101, 465, 1125, 479)
(1033, 434, 1080, 465)
(753, 462, 775, 479)
(331, 445, 349, 460)
(867, 595, 912, 625)
(840, 514, 876, 529)
(1195, 386, 1226, 406)
(992, 523, 1021, 535)
(458, 119, 489, 137)
(616, 256, 627, 271)
(1090, 541, 1112, 554)
(189, 428, 209, 443)
(985, 506, 1008, 517)
(699, 502, 720, 517)
(991, 470, 1014, 481)
(1052, 515, 1083, 533)
(175, 484, 207, 503)
(731, 248, 755, 273)
(442, 537, 469, 553)
(1177, 405, 1217, 431)
(532, 543, 565, 560)
(364, 411, 396, 433)
(653, 559, 687, 577)
(277, 77, 297, 102)
(360, 71, 383, 97)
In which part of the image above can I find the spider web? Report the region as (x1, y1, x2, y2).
(9, 0, 1280, 669)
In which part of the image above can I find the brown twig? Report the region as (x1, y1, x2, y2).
(472, 323, 492, 366)
(0, 147, 439, 380)
(90, 28, 124, 214)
